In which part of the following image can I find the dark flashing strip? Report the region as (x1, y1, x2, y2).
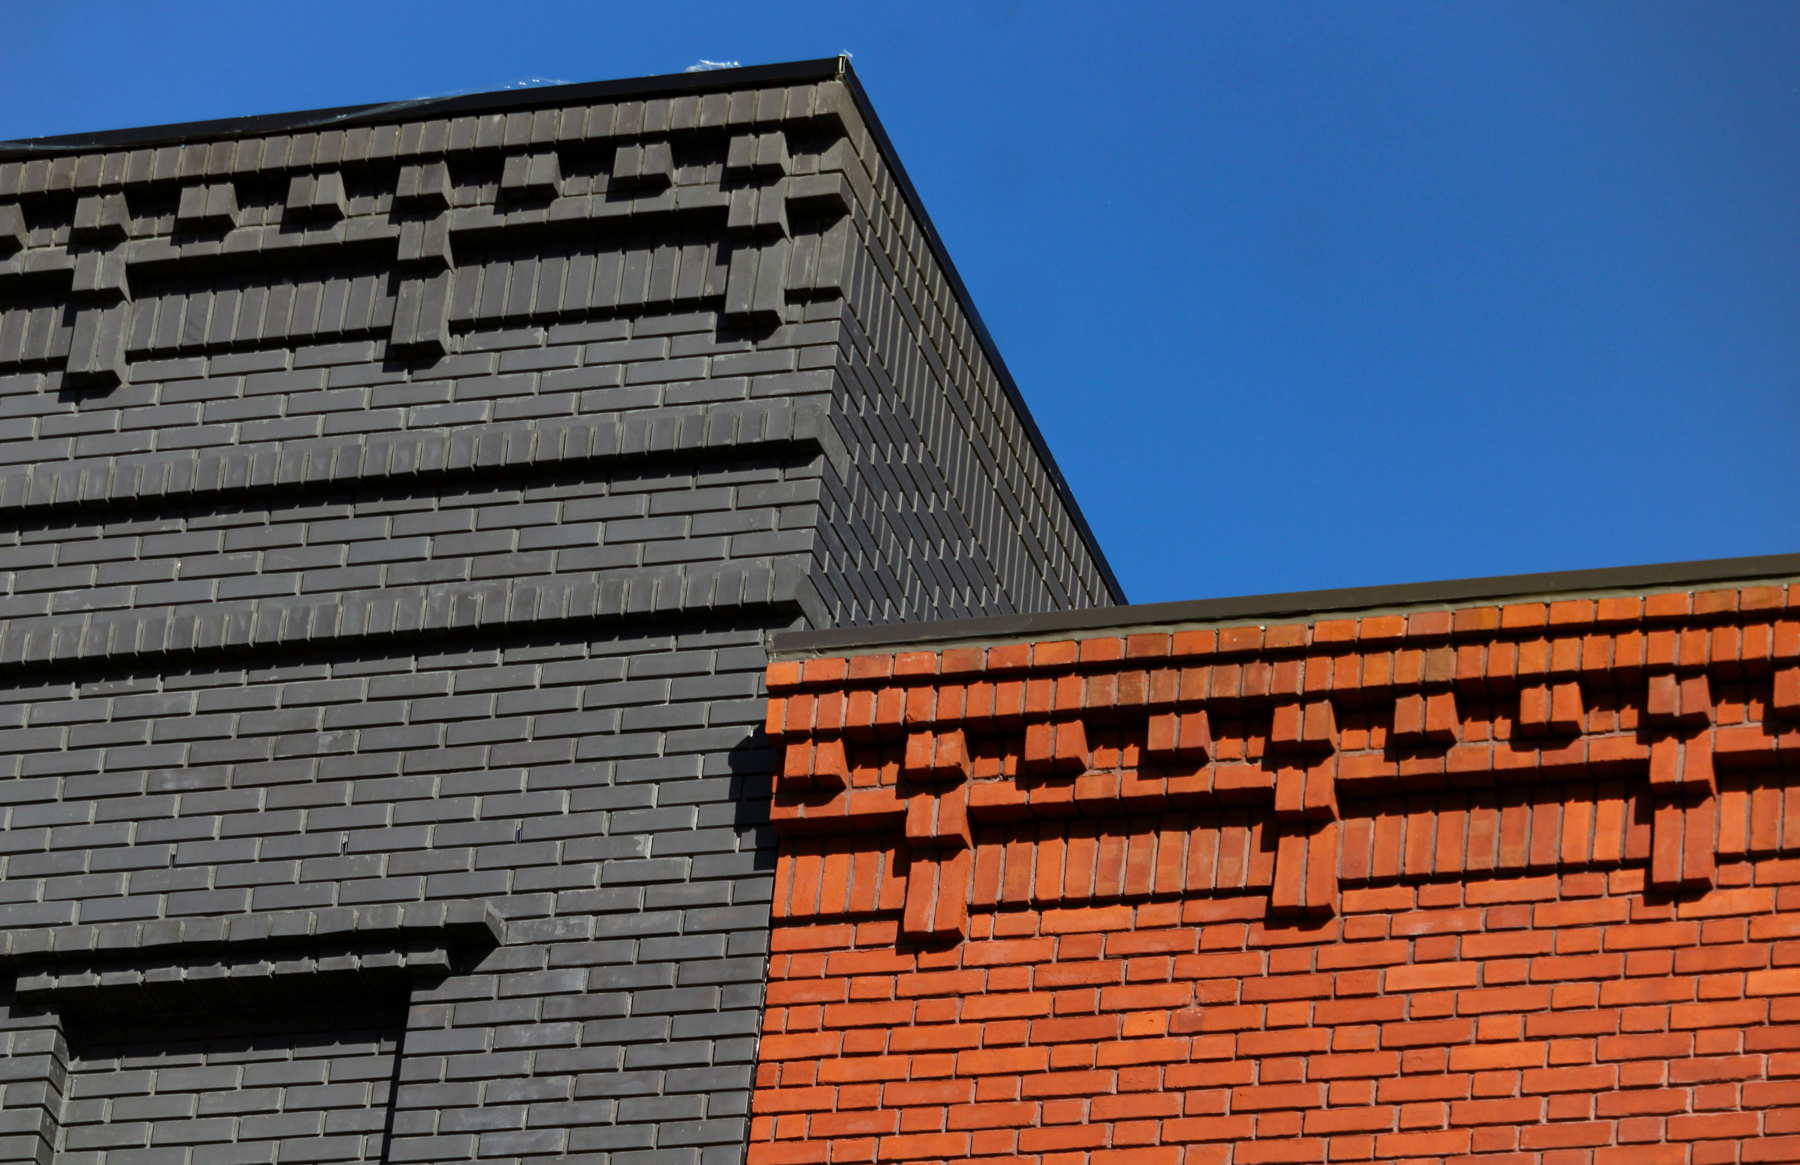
(770, 551, 1800, 657)
(0, 59, 846, 154)
(0, 57, 1127, 606)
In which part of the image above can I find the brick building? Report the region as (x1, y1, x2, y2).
(0, 59, 1115, 1165)
(758, 559, 1800, 1164)
(2, 53, 1797, 1165)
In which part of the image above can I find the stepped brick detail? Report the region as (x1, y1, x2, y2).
(754, 582, 1800, 1164)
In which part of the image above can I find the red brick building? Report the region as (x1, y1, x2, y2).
(751, 557, 1800, 1165)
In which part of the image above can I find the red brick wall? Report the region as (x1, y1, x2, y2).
(753, 864, 1800, 1164)
(753, 583, 1800, 1164)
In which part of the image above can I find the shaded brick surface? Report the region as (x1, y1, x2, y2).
(60, 1011, 402, 1165)
(0, 64, 1114, 1165)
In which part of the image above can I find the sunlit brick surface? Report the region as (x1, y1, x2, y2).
(755, 583, 1800, 1163)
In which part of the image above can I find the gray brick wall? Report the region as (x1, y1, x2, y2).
(0, 64, 1114, 1165)
(60, 1012, 402, 1165)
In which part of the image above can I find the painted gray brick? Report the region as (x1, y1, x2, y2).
(0, 69, 1113, 1165)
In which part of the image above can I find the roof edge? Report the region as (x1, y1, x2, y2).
(769, 551, 1800, 658)
(0, 59, 844, 156)
(832, 65, 1126, 605)
(0, 56, 1127, 606)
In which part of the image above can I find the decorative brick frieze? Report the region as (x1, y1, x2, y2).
(766, 583, 1800, 939)
(0, 81, 871, 380)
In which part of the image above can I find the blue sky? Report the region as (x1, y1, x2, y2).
(3, 1, 1795, 604)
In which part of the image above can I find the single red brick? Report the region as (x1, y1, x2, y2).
(1524, 1009, 1620, 1039)
(816, 1055, 908, 1083)
(1667, 1053, 1766, 1082)
(1017, 1123, 1107, 1152)
(1312, 619, 1355, 644)
(1381, 1018, 1472, 1048)
(1219, 626, 1263, 654)
(1264, 623, 1308, 650)
(1386, 962, 1479, 992)
(1595, 1146, 1690, 1165)
(894, 650, 937, 677)
(1079, 637, 1125, 664)
(1451, 1096, 1546, 1126)
(986, 643, 1030, 672)
(1549, 599, 1595, 626)
(1520, 1121, 1613, 1149)
(1094, 1149, 1181, 1165)
(1170, 629, 1216, 657)
(1668, 1111, 1761, 1141)
(1301, 1106, 1398, 1134)
(1375, 1073, 1472, 1102)
(1306, 1051, 1401, 1080)
(1597, 1032, 1694, 1061)
(939, 646, 984, 676)
(745, 1139, 831, 1165)
(1230, 1082, 1326, 1111)
(1126, 633, 1170, 658)
(1373, 1129, 1472, 1157)
(1448, 1041, 1548, 1071)
(1678, 886, 1776, 918)
(1741, 585, 1784, 610)
(872, 1132, 969, 1158)
(1596, 596, 1643, 624)
(1501, 603, 1547, 630)
(801, 657, 849, 685)
(1406, 609, 1453, 639)
(1042, 906, 1134, 934)
(1161, 1114, 1257, 1143)
(848, 653, 894, 680)
(1463, 875, 1560, 905)
(1693, 588, 1739, 616)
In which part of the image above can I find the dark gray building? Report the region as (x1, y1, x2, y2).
(0, 60, 1116, 1165)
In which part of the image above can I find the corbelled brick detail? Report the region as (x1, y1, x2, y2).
(754, 582, 1800, 1164)
(766, 585, 1800, 936)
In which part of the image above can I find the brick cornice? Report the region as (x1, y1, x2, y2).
(765, 584, 1800, 940)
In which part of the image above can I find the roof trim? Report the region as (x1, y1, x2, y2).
(0, 59, 845, 155)
(769, 551, 1800, 657)
(0, 57, 1126, 606)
